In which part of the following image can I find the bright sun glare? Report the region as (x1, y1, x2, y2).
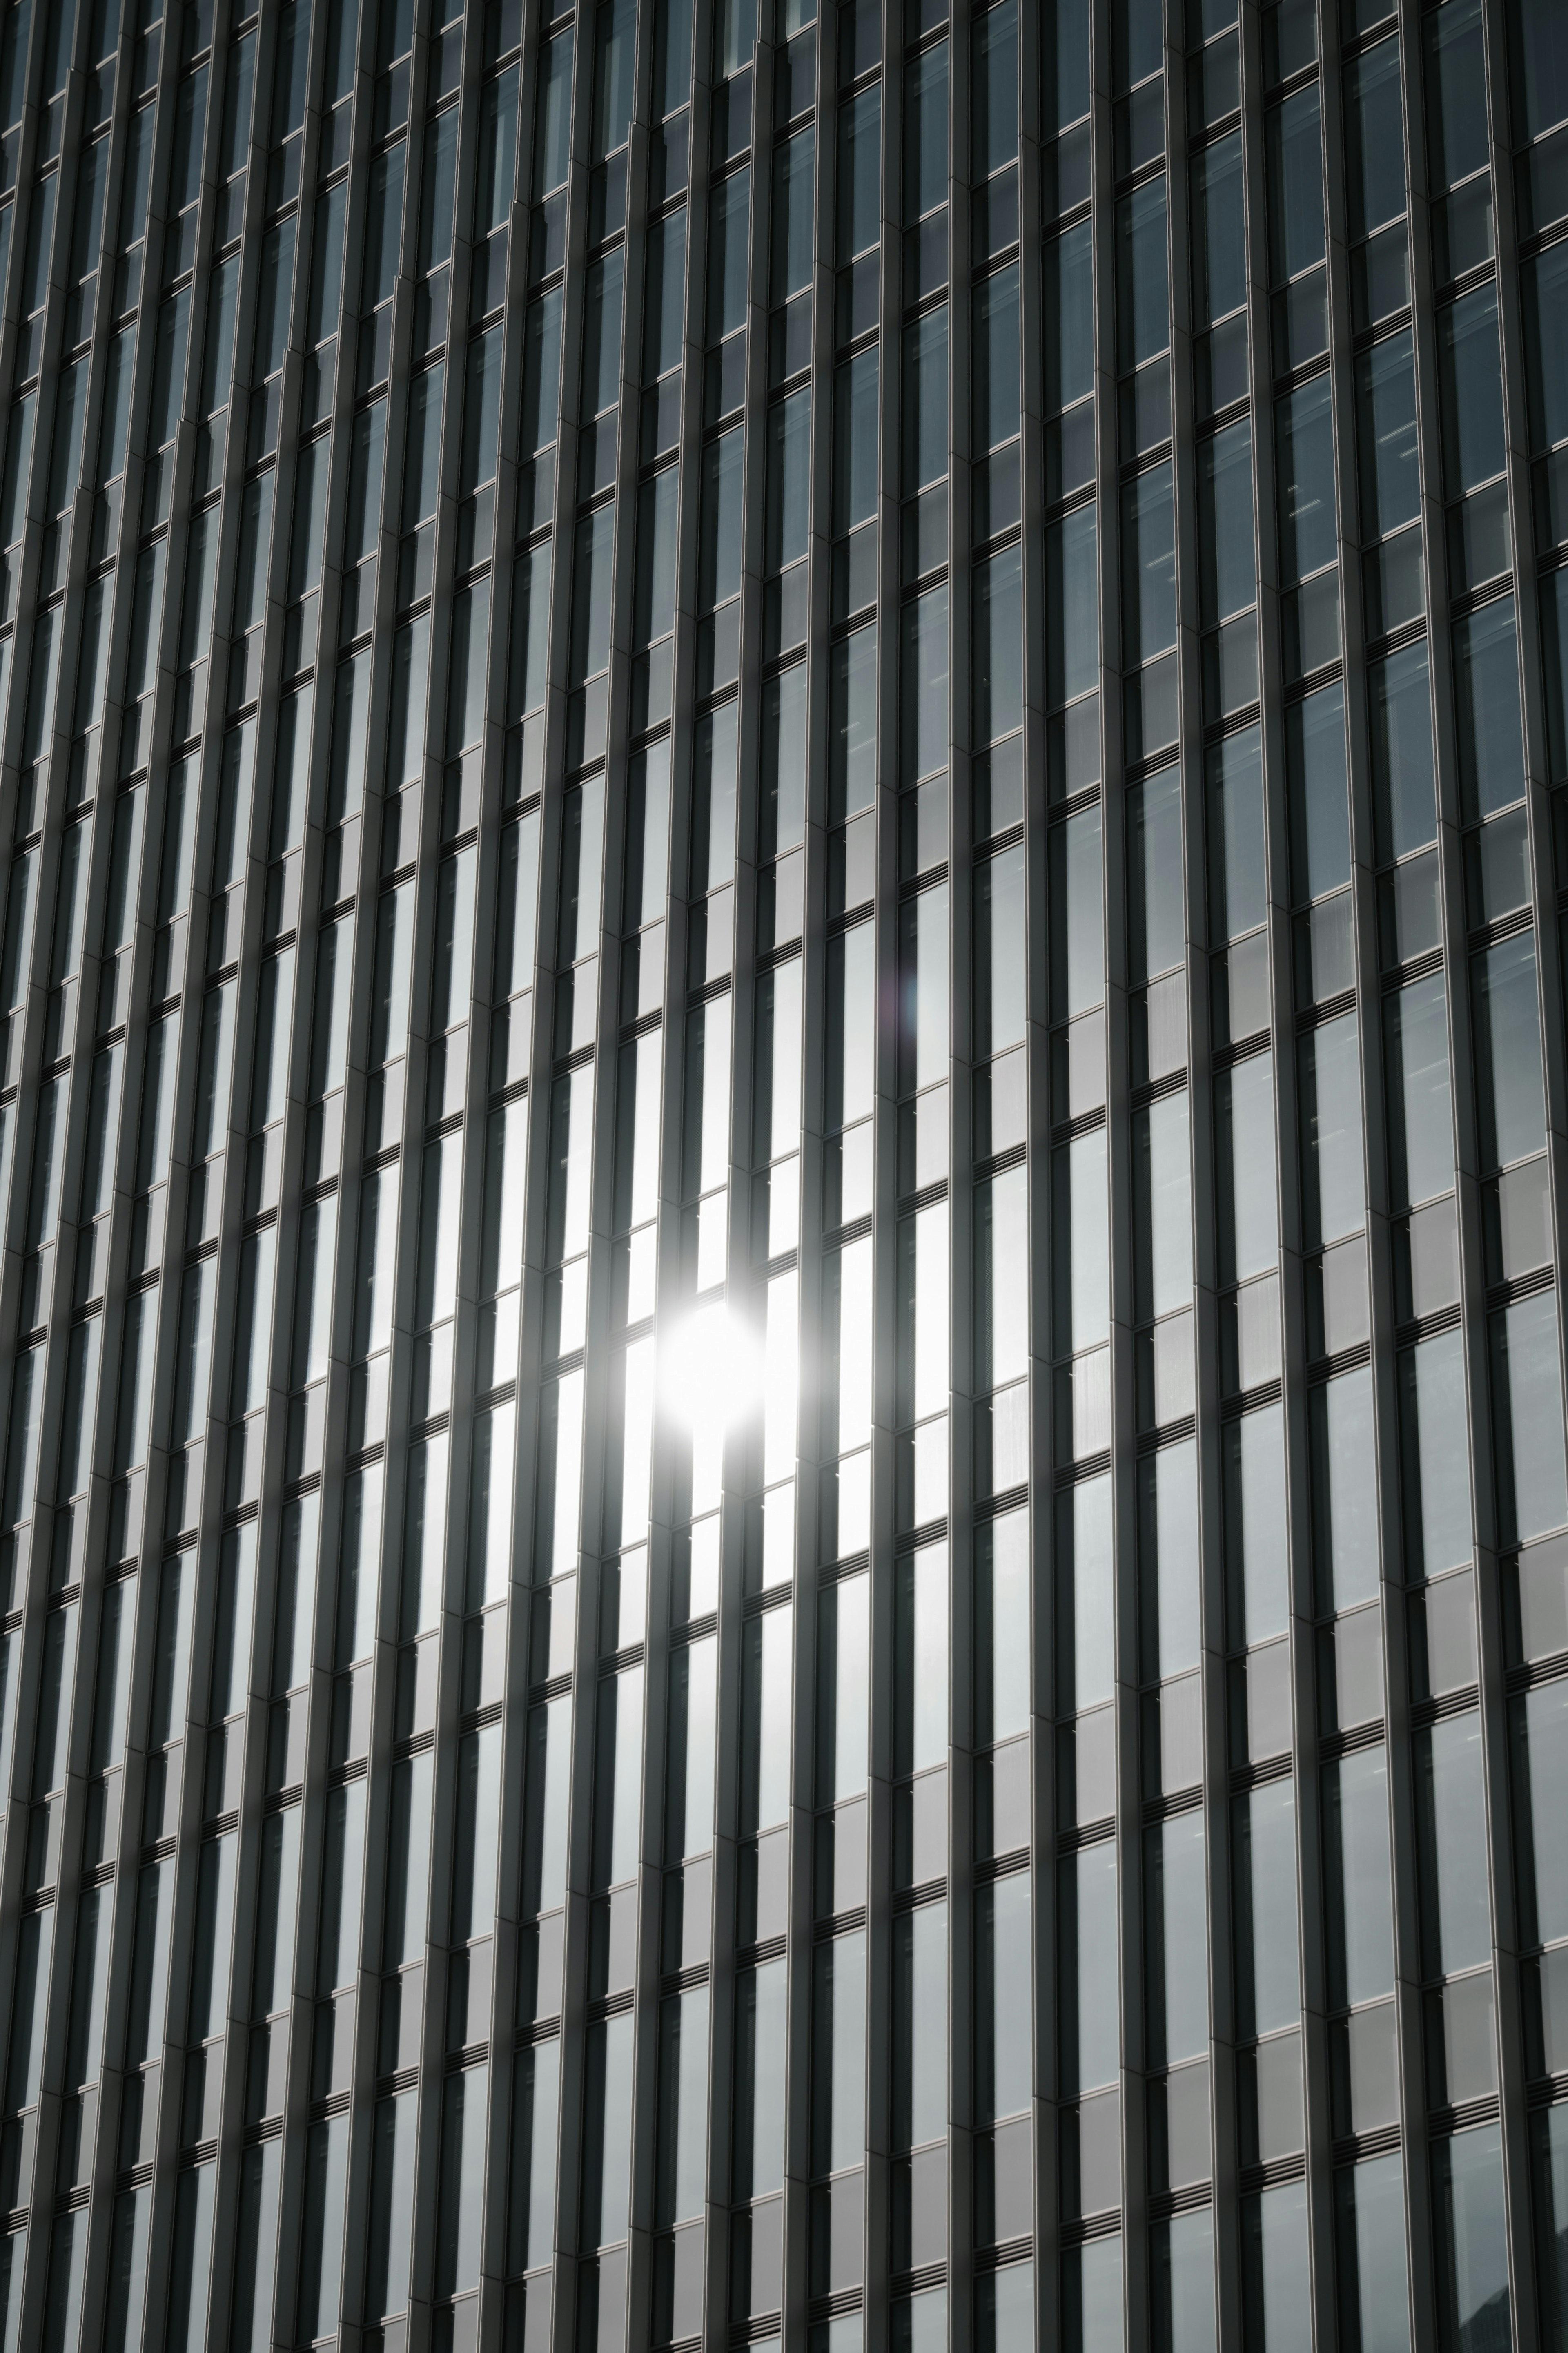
(662, 1299, 762, 1437)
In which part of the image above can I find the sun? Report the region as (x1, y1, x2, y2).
(661, 1297, 764, 1438)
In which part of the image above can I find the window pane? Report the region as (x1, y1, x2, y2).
(1383, 975, 1454, 1208)
(1344, 37, 1406, 240)
(1117, 177, 1169, 371)
(1490, 1291, 1568, 1547)
(1198, 417, 1256, 627)
(1472, 931, 1545, 1171)
(1414, 1713, 1490, 1977)
(1145, 1811, 1208, 2066)
(1370, 640, 1437, 861)
(1276, 373, 1337, 582)
(1356, 328, 1420, 538)
(1323, 1747, 1394, 2010)
(1334, 2156, 1411, 2353)
(1397, 1331, 1472, 1580)
(976, 1874, 1031, 2122)
(1311, 1367, 1381, 1613)
(1430, 2124, 1510, 2353)
(1438, 285, 1505, 497)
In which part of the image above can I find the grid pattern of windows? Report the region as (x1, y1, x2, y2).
(0, 0, 1565, 2347)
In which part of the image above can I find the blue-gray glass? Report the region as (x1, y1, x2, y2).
(1058, 1844, 1119, 2093)
(1334, 2157, 1411, 2353)
(811, 1932, 867, 2176)
(1471, 932, 1546, 1171)
(1137, 1444, 1201, 1680)
(1453, 598, 1525, 821)
(1116, 177, 1170, 373)
(1116, 75, 1165, 178)
(1322, 1749, 1395, 2010)
(1509, 0, 1568, 139)
(1198, 419, 1256, 627)
(902, 591, 949, 783)
(699, 430, 744, 609)
(580, 2014, 634, 2247)
(1151, 2216, 1218, 2353)
(570, 509, 615, 684)
(652, 0, 693, 106)
(579, 252, 623, 424)
(1127, 766, 1186, 984)
(1522, 243, 1568, 457)
(1207, 725, 1267, 944)
(1276, 374, 1338, 582)
(1490, 1291, 1568, 1548)
(833, 351, 878, 537)
(593, 0, 636, 155)
(708, 168, 750, 341)
(893, 1905, 948, 2149)
(1122, 462, 1177, 665)
(972, 0, 1018, 176)
(1134, 1091, 1195, 1324)
(169, 70, 207, 219)
(1051, 1130, 1110, 1358)
(1190, 28, 1239, 134)
(635, 470, 680, 645)
(973, 264, 1022, 452)
(1425, 0, 1490, 194)
(904, 309, 949, 494)
(765, 392, 811, 576)
(1045, 220, 1094, 411)
(521, 289, 564, 453)
(1222, 1401, 1288, 1640)
(1383, 977, 1455, 1210)
(1241, 2183, 1312, 2353)
(1511, 1681, 1568, 1951)
(402, 366, 444, 531)
(1266, 86, 1325, 283)
(733, 1958, 787, 2200)
(1054, 1478, 1114, 1713)
(837, 84, 880, 265)
(906, 40, 948, 216)
(838, 0, 878, 85)
(1463, 807, 1530, 928)
(1298, 1015, 1366, 1252)
(1192, 130, 1246, 328)
(773, 128, 814, 303)
(654, 1988, 709, 2228)
(1439, 285, 1506, 498)
(1233, 1781, 1301, 2040)
(1368, 643, 1436, 866)
(1344, 37, 1407, 243)
(774, 26, 814, 126)
(1531, 2109, 1568, 2343)
(1050, 805, 1106, 1020)
(1286, 684, 1350, 904)
(1356, 330, 1420, 540)
(1431, 2124, 1510, 2353)
(1398, 1333, 1472, 1582)
(974, 1875, 1031, 2123)
(1114, 0, 1163, 91)
(1047, 508, 1099, 707)
(1145, 1813, 1208, 2066)
(1515, 112, 1568, 242)
(1047, 0, 1092, 130)
(1540, 571, 1568, 778)
(974, 547, 1023, 748)
(644, 210, 686, 382)
(1414, 1715, 1491, 1977)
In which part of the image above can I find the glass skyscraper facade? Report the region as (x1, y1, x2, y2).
(2, 0, 1568, 2344)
